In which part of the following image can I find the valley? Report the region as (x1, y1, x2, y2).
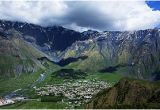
(0, 68, 121, 109)
(0, 20, 159, 109)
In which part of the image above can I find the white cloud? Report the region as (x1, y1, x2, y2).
(0, 0, 160, 31)
(0, 1, 68, 25)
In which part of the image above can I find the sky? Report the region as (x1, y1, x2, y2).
(0, 0, 160, 32)
(146, 1, 160, 11)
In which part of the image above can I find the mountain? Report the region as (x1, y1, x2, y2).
(0, 20, 160, 81)
(0, 20, 86, 50)
(85, 78, 160, 109)
(0, 29, 44, 78)
(62, 29, 160, 80)
(0, 20, 88, 61)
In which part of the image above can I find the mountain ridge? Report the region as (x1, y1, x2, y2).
(0, 19, 160, 81)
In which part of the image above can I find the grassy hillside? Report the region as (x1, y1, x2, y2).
(0, 69, 43, 97)
(85, 78, 160, 109)
(0, 31, 44, 78)
(63, 40, 108, 72)
(60, 40, 128, 83)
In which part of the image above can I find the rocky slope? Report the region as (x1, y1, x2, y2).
(0, 20, 160, 80)
(85, 78, 160, 109)
(0, 20, 87, 60)
(63, 29, 160, 80)
(0, 29, 44, 78)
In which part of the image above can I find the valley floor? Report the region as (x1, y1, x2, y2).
(0, 69, 122, 109)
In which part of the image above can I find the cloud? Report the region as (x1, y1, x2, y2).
(0, 0, 160, 31)
(0, 1, 68, 25)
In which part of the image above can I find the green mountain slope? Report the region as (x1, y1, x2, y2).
(64, 40, 106, 72)
(85, 78, 160, 109)
(0, 30, 44, 78)
(60, 29, 160, 81)
(61, 39, 128, 79)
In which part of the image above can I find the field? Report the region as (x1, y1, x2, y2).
(0, 69, 44, 97)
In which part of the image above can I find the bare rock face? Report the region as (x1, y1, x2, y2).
(85, 78, 160, 109)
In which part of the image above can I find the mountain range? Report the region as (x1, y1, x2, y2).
(0, 20, 160, 81)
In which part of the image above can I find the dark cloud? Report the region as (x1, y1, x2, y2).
(64, 2, 114, 30)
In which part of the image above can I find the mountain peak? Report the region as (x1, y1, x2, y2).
(0, 19, 87, 51)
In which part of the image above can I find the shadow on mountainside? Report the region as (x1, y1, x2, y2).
(38, 56, 88, 67)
